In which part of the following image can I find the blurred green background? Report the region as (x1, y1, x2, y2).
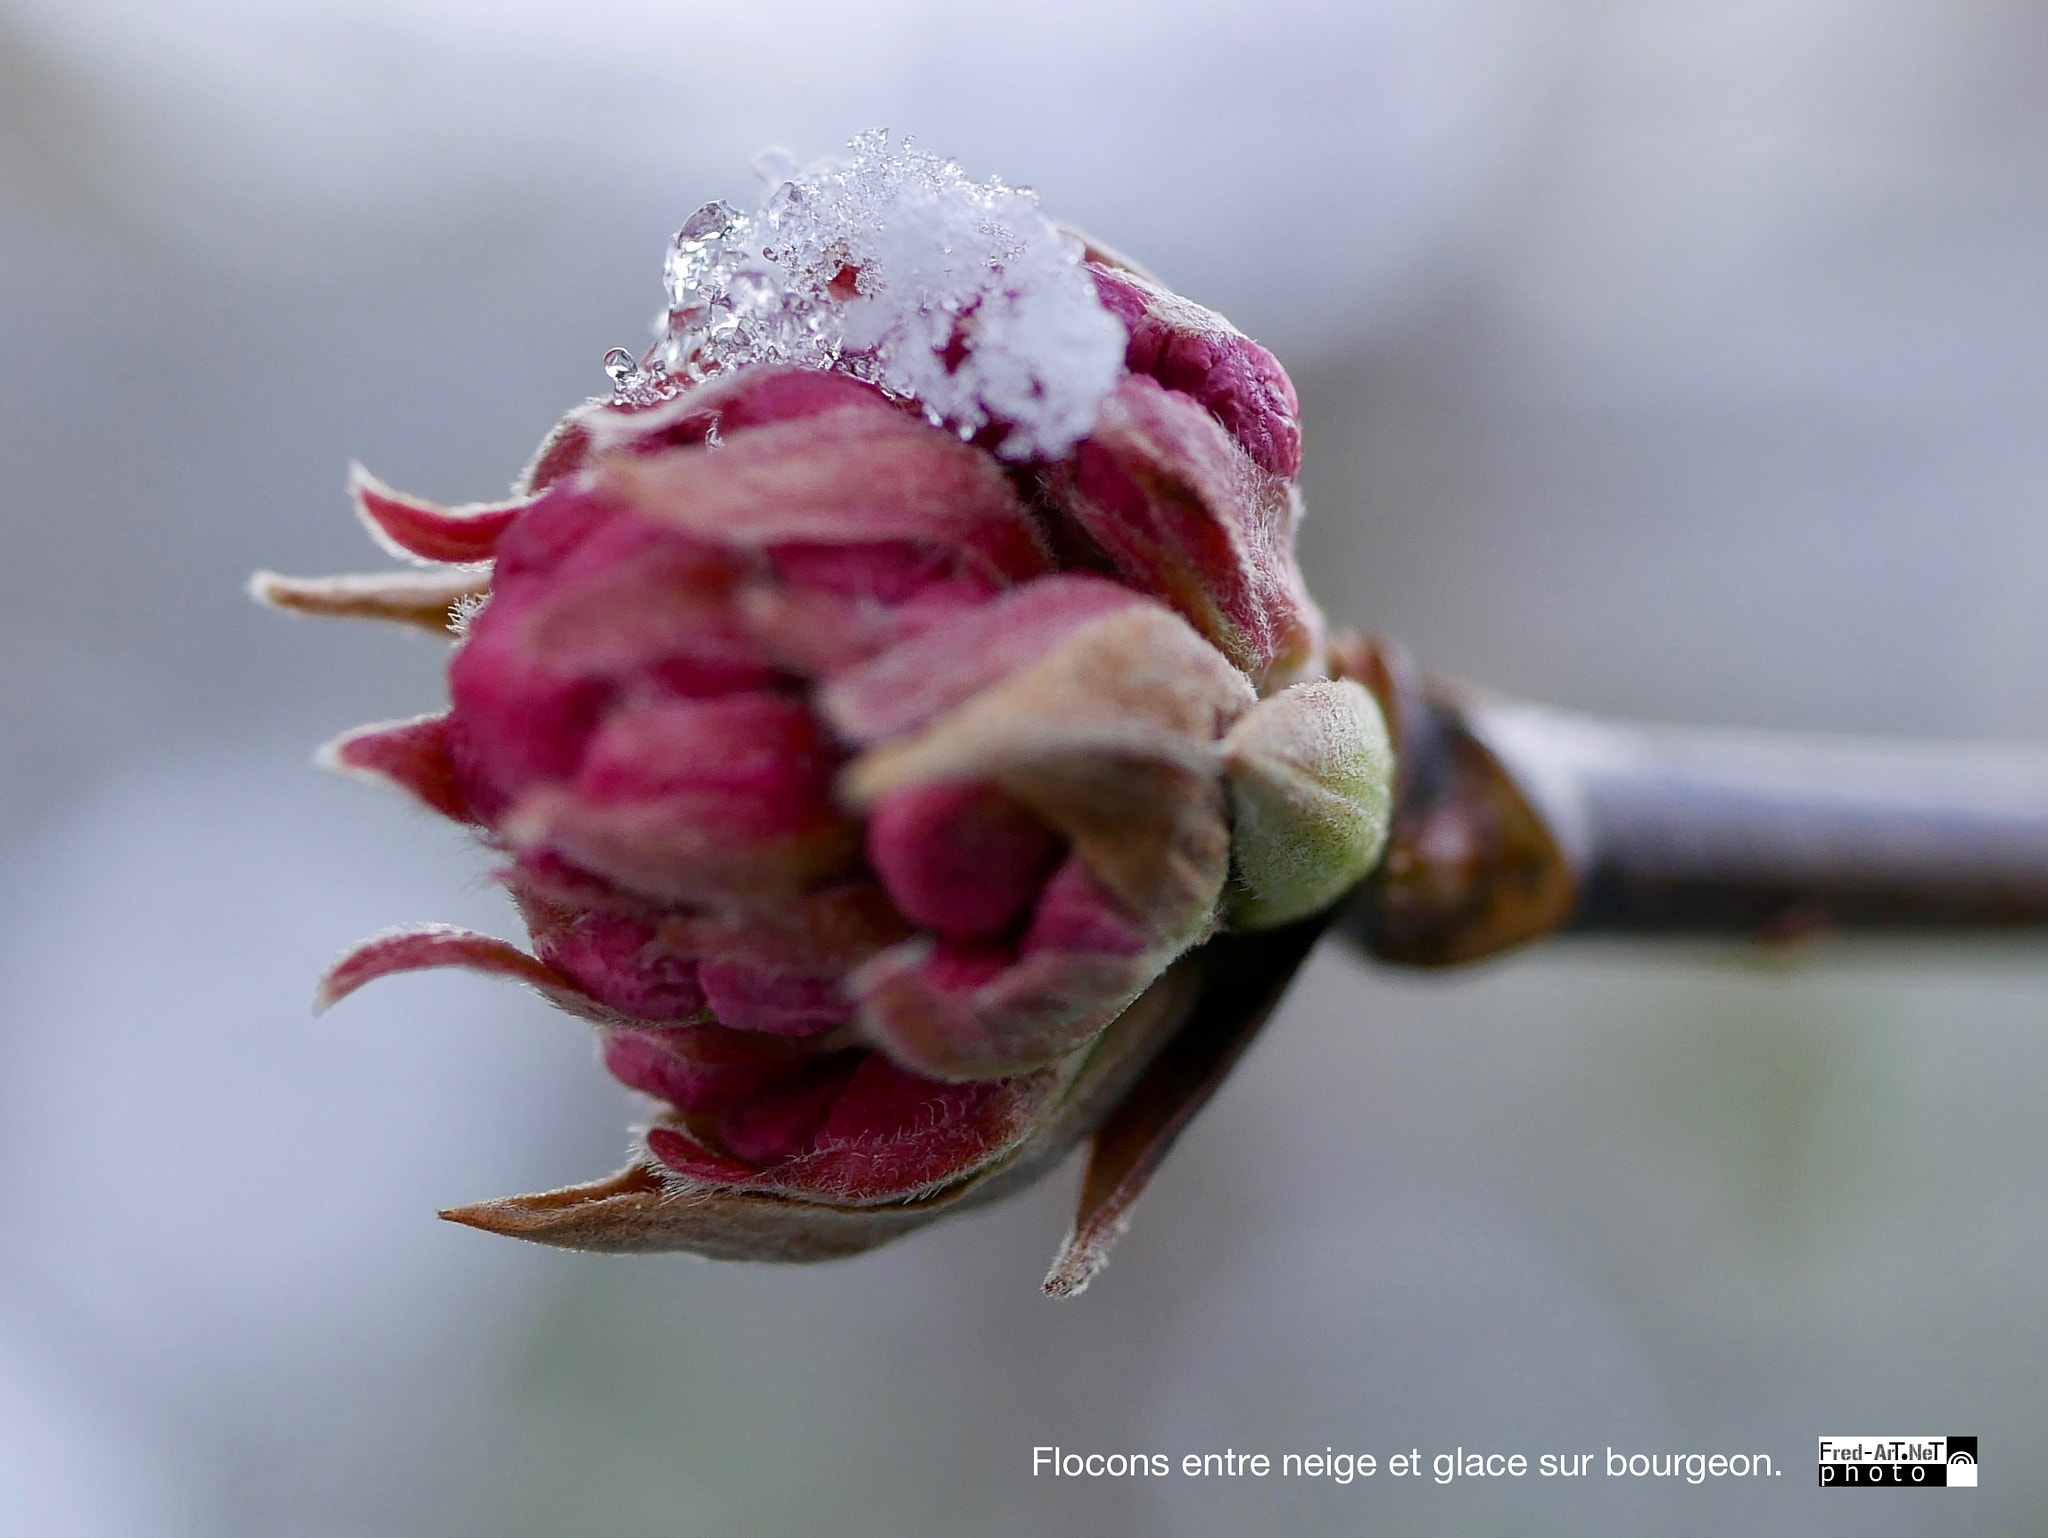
(3, 1, 2046, 1533)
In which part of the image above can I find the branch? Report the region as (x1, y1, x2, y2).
(1331, 635, 2048, 962)
(1478, 703, 2048, 937)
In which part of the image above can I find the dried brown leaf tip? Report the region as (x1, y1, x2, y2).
(258, 136, 1397, 1291)
(1331, 633, 1575, 968)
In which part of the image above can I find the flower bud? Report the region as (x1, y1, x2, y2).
(1222, 679, 1395, 930)
(257, 136, 1393, 1276)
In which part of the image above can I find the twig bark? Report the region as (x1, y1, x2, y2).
(1332, 634, 2048, 961)
(1473, 702, 2048, 938)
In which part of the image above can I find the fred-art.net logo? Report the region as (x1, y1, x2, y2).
(1817, 1436, 1977, 1489)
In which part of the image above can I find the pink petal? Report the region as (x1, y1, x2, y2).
(1090, 263, 1302, 480)
(502, 850, 645, 911)
(446, 513, 770, 807)
(794, 1056, 1062, 1199)
(596, 407, 1052, 590)
(316, 924, 580, 1012)
(766, 540, 995, 606)
(818, 574, 1144, 745)
(698, 960, 854, 1036)
(318, 714, 477, 825)
(503, 697, 861, 899)
(1047, 375, 1319, 683)
(643, 1126, 762, 1185)
(848, 846, 1181, 1080)
(530, 909, 707, 1022)
(711, 1052, 864, 1163)
(445, 634, 612, 806)
(653, 882, 914, 976)
(644, 1054, 1064, 1202)
(506, 787, 860, 905)
(1022, 856, 1149, 959)
(575, 693, 841, 826)
(349, 463, 527, 565)
(601, 1025, 809, 1112)
(485, 482, 622, 584)
(734, 578, 991, 680)
(821, 1053, 1002, 1142)
(519, 418, 594, 493)
(921, 939, 1013, 993)
(499, 511, 764, 681)
(851, 939, 1149, 1081)
(865, 782, 1062, 939)
(581, 364, 905, 459)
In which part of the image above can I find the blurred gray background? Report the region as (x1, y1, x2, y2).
(4, 1, 2046, 1533)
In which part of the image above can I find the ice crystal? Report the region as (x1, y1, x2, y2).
(601, 346, 681, 410)
(646, 131, 1127, 461)
(446, 591, 487, 636)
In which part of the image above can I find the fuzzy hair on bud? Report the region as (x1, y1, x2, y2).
(1223, 679, 1394, 931)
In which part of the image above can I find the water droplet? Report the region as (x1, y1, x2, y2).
(601, 345, 681, 407)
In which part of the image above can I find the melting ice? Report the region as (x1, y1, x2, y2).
(636, 130, 1127, 461)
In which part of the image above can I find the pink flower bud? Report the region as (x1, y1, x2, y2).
(257, 176, 1394, 1274)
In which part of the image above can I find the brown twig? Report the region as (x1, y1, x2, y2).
(1332, 633, 2048, 960)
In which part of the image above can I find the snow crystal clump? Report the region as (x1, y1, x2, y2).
(645, 130, 1128, 461)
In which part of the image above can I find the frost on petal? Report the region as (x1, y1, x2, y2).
(348, 463, 528, 565)
(1222, 679, 1396, 930)
(1039, 376, 1323, 689)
